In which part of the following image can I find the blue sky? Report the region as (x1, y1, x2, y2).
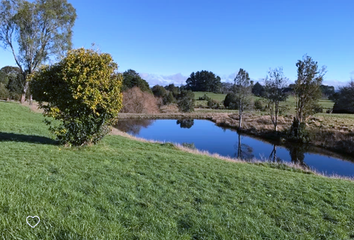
(1, 0, 353, 88)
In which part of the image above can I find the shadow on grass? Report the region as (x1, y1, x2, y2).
(0, 132, 58, 145)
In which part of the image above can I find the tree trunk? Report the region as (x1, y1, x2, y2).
(21, 81, 30, 103)
(274, 102, 279, 132)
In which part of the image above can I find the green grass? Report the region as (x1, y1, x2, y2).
(1, 102, 354, 239)
(193, 92, 335, 115)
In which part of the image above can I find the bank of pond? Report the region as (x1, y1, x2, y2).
(116, 119, 354, 178)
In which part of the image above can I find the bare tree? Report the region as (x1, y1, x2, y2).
(233, 68, 252, 130)
(264, 67, 288, 131)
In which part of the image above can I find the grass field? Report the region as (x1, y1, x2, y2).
(193, 91, 335, 114)
(1, 102, 354, 239)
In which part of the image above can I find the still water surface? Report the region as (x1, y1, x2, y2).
(115, 119, 354, 178)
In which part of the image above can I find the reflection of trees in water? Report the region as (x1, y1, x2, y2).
(269, 144, 283, 163)
(176, 119, 194, 129)
(115, 119, 154, 135)
(287, 144, 310, 169)
(235, 132, 254, 161)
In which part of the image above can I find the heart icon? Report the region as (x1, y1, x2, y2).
(26, 216, 40, 228)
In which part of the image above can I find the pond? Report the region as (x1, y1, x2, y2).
(115, 119, 354, 178)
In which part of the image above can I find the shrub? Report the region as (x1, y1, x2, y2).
(121, 87, 160, 113)
(177, 90, 195, 112)
(0, 83, 9, 100)
(224, 93, 238, 109)
(163, 92, 176, 105)
(207, 99, 219, 109)
(30, 48, 123, 146)
(152, 85, 167, 98)
(254, 99, 264, 110)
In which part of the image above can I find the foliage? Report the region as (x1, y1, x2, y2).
(294, 54, 326, 123)
(223, 93, 239, 109)
(121, 86, 160, 113)
(254, 99, 264, 110)
(207, 99, 220, 109)
(162, 91, 175, 105)
(0, 82, 9, 99)
(234, 68, 252, 129)
(0, 65, 23, 100)
(333, 80, 354, 114)
(177, 90, 195, 112)
(185, 70, 222, 93)
(320, 85, 335, 98)
(151, 84, 167, 98)
(164, 83, 180, 97)
(288, 117, 310, 143)
(264, 67, 289, 131)
(0, 0, 76, 103)
(30, 48, 123, 146)
(252, 82, 265, 97)
(122, 69, 151, 92)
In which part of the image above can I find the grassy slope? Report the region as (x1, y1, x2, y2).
(1, 102, 354, 239)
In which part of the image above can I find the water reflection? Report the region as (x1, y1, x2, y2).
(287, 144, 310, 169)
(115, 119, 154, 135)
(176, 119, 194, 129)
(269, 145, 282, 163)
(235, 131, 254, 160)
(114, 119, 354, 177)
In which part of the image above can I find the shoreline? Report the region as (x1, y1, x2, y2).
(118, 112, 354, 157)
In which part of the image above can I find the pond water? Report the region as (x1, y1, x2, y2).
(115, 119, 354, 178)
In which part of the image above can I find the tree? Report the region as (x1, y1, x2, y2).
(294, 55, 326, 123)
(332, 80, 354, 113)
(185, 70, 221, 93)
(151, 84, 167, 98)
(0, 0, 77, 103)
(252, 82, 265, 97)
(234, 68, 252, 129)
(0, 65, 23, 99)
(264, 67, 288, 131)
(122, 69, 151, 92)
(30, 48, 123, 146)
(177, 90, 195, 112)
(223, 93, 238, 109)
(164, 83, 180, 97)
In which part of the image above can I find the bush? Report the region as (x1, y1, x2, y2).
(30, 48, 123, 146)
(207, 99, 220, 109)
(0, 83, 10, 100)
(152, 85, 167, 98)
(177, 90, 195, 112)
(254, 99, 264, 110)
(163, 92, 176, 105)
(224, 93, 238, 109)
(121, 87, 160, 113)
(313, 104, 323, 114)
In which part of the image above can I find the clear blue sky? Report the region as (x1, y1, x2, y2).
(1, 0, 353, 87)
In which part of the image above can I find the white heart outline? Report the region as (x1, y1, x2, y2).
(26, 216, 40, 228)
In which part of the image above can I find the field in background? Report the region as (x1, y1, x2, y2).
(193, 91, 335, 114)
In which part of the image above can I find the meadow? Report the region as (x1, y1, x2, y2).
(193, 91, 335, 114)
(1, 102, 354, 239)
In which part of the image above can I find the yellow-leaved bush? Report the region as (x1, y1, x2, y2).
(30, 48, 123, 146)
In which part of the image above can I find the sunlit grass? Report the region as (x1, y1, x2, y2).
(1, 102, 354, 239)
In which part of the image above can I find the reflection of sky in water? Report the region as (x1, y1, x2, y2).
(116, 119, 354, 178)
